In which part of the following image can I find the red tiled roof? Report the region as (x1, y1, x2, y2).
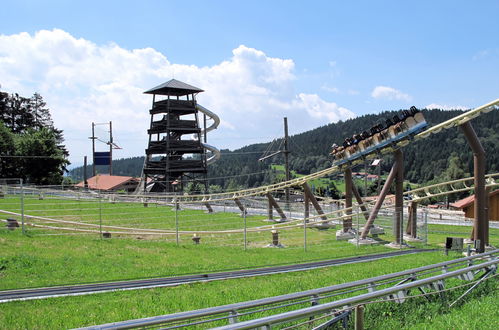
(76, 175, 138, 191)
(451, 189, 499, 209)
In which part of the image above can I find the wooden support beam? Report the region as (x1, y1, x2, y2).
(351, 182, 369, 221)
(302, 183, 328, 221)
(233, 198, 246, 215)
(394, 149, 404, 244)
(460, 122, 487, 252)
(203, 202, 213, 213)
(266, 193, 287, 221)
(360, 157, 400, 239)
(406, 201, 418, 238)
(344, 168, 353, 231)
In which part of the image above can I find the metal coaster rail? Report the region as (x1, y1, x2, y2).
(78, 249, 498, 330)
(0, 249, 430, 304)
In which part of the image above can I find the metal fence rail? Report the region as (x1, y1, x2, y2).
(214, 258, 498, 329)
(78, 249, 498, 330)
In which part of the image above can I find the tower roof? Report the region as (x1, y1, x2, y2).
(144, 79, 204, 96)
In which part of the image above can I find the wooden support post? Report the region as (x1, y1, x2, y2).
(460, 122, 487, 252)
(394, 149, 404, 245)
(234, 198, 246, 215)
(302, 183, 328, 221)
(266, 193, 287, 221)
(203, 202, 213, 213)
(360, 158, 400, 239)
(267, 195, 273, 221)
(344, 168, 353, 231)
(406, 201, 418, 237)
(351, 182, 369, 221)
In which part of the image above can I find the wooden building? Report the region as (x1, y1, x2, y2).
(451, 189, 499, 221)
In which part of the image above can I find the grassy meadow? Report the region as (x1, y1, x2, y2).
(0, 192, 498, 329)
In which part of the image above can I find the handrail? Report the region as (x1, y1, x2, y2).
(214, 258, 498, 329)
(79, 250, 498, 329)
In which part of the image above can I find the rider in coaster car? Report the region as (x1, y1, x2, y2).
(385, 118, 394, 128)
(409, 106, 419, 115)
(361, 131, 370, 139)
(392, 114, 401, 123)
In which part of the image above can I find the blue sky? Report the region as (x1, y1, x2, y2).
(1, 1, 498, 165)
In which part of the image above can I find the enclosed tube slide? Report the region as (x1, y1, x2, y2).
(196, 104, 221, 164)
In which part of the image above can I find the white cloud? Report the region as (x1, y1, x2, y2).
(0, 29, 355, 164)
(321, 85, 340, 93)
(294, 94, 355, 122)
(425, 103, 469, 111)
(371, 86, 411, 102)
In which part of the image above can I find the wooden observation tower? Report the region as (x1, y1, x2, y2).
(143, 79, 208, 193)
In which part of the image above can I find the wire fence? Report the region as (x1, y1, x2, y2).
(2, 180, 496, 251)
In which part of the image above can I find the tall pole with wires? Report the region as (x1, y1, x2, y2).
(109, 121, 113, 175)
(283, 117, 290, 209)
(91, 122, 96, 177)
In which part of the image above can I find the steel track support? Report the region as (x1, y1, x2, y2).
(460, 122, 487, 252)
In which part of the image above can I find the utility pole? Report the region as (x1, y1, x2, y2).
(109, 121, 113, 175)
(90, 122, 96, 177)
(284, 117, 290, 207)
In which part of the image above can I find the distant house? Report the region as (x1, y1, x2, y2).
(76, 174, 140, 193)
(450, 189, 499, 221)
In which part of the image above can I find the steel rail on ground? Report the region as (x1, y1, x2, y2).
(0, 249, 431, 304)
(77, 249, 498, 330)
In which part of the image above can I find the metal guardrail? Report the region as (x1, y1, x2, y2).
(79, 249, 498, 329)
(214, 257, 498, 330)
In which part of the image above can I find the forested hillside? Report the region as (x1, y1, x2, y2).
(69, 108, 499, 190)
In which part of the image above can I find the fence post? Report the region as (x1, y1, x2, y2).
(243, 201, 247, 251)
(20, 179, 25, 235)
(303, 213, 307, 252)
(99, 190, 102, 238)
(424, 208, 428, 246)
(356, 205, 360, 248)
(175, 197, 179, 246)
(355, 305, 364, 330)
(400, 207, 404, 249)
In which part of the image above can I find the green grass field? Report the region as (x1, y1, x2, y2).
(0, 193, 498, 329)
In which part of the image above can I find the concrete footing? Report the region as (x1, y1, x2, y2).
(265, 243, 285, 248)
(385, 242, 410, 249)
(348, 237, 378, 245)
(369, 226, 385, 235)
(403, 235, 423, 242)
(336, 229, 356, 240)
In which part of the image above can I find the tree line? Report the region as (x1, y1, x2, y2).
(0, 90, 69, 185)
